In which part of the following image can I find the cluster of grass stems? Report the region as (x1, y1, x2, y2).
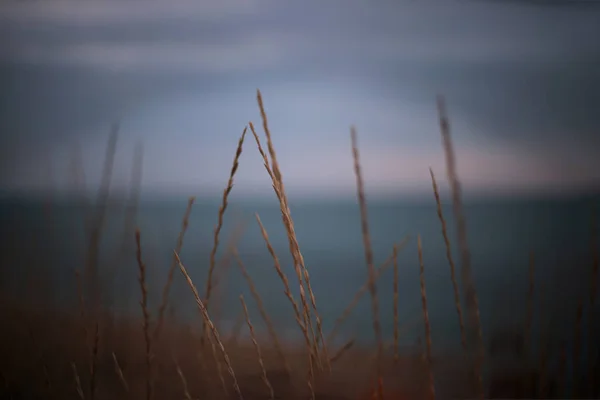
(0, 91, 598, 400)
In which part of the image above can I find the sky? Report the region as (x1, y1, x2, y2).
(0, 0, 599, 199)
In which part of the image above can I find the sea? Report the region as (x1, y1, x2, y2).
(1, 193, 598, 361)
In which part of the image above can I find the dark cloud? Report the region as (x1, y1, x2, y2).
(0, 0, 599, 193)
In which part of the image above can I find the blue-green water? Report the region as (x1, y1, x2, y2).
(1, 194, 598, 355)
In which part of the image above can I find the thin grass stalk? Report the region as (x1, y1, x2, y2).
(227, 310, 245, 347)
(429, 168, 467, 352)
(212, 217, 249, 327)
(588, 204, 598, 396)
(326, 237, 409, 346)
(330, 338, 355, 364)
(174, 251, 243, 400)
(437, 95, 484, 399)
(240, 295, 275, 399)
(350, 126, 383, 391)
(418, 235, 436, 400)
(255, 213, 315, 397)
(135, 230, 153, 400)
(205, 126, 247, 309)
(85, 123, 118, 312)
(525, 251, 535, 357)
(233, 248, 290, 374)
(573, 298, 584, 397)
(255, 92, 327, 372)
(89, 322, 99, 400)
(538, 283, 548, 399)
(154, 196, 195, 342)
(112, 352, 129, 393)
(393, 243, 400, 363)
(174, 359, 193, 400)
(71, 362, 85, 400)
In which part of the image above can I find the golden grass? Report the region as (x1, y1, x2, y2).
(2, 92, 597, 400)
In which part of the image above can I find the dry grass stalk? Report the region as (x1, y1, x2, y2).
(558, 341, 567, 397)
(240, 294, 275, 400)
(572, 297, 584, 397)
(205, 126, 248, 310)
(255, 213, 316, 396)
(330, 338, 355, 364)
(429, 168, 467, 352)
(174, 251, 243, 400)
(588, 204, 599, 395)
(256, 91, 328, 372)
(393, 243, 400, 363)
(212, 217, 249, 327)
(154, 196, 196, 342)
(417, 235, 435, 400)
(249, 121, 275, 183)
(233, 248, 291, 374)
(71, 362, 85, 400)
(89, 322, 100, 400)
(85, 123, 118, 312)
(174, 359, 193, 400)
(537, 283, 548, 399)
(74, 269, 89, 344)
(437, 95, 484, 399)
(111, 352, 129, 393)
(326, 236, 410, 346)
(227, 310, 245, 347)
(135, 229, 153, 400)
(525, 251, 535, 355)
(209, 328, 229, 396)
(350, 126, 383, 390)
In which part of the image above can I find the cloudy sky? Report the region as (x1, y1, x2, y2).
(0, 0, 599, 198)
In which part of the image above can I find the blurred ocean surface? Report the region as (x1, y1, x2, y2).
(1, 193, 598, 354)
